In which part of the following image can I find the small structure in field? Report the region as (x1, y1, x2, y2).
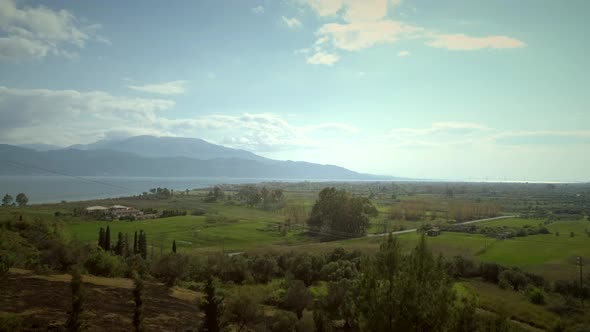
(426, 227, 441, 237)
(109, 205, 143, 220)
(85, 205, 145, 220)
(86, 206, 109, 217)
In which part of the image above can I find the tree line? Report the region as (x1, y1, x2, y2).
(98, 226, 148, 259)
(1, 193, 28, 207)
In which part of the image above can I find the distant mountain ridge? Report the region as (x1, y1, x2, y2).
(68, 135, 269, 162)
(0, 136, 393, 180)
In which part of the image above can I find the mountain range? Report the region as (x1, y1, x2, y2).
(0, 136, 392, 180)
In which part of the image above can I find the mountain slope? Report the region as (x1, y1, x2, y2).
(68, 136, 268, 162)
(0, 145, 386, 180)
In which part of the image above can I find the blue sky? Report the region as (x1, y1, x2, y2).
(0, 0, 588, 181)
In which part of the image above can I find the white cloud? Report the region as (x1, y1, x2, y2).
(296, 0, 525, 64)
(301, 0, 344, 17)
(342, 0, 389, 23)
(0, 0, 107, 61)
(282, 16, 302, 29)
(317, 20, 417, 51)
(398, 50, 410, 57)
(0, 86, 359, 151)
(306, 51, 340, 65)
(127, 80, 189, 95)
(383, 122, 489, 147)
(251, 5, 265, 14)
(427, 34, 525, 50)
(0, 86, 175, 145)
(302, 0, 399, 22)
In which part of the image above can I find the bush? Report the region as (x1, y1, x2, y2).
(498, 269, 528, 291)
(249, 255, 278, 284)
(220, 255, 250, 284)
(527, 286, 546, 305)
(151, 253, 190, 286)
(84, 248, 125, 277)
(282, 279, 312, 319)
(192, 208, 206, 216)
(320, 260, 357, 281)
(269, 310, 297, 332)
(480, 262, 503, 283)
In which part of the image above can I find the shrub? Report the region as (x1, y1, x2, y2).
(480, 262, 503, 283)
(320, 260, 357, 281)
(269, 310, 297, 332)
(527, 286, 546, 305)
(151, 253, 190, 286)
(282, 279, 312, 319)
(498, 269, 529, 291)
(192, 208, 206, 216)
(220, 255, 250, 284)
(84, 248, 125, 277)
(249, 255, 279, 284)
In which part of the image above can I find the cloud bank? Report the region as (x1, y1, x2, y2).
(297, 0, 525, 65)
(0, 0, 108, 62)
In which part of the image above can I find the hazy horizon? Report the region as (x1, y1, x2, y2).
(1, 0, 588, 182)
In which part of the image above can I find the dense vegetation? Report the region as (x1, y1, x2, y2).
(1, 182, 590, 331)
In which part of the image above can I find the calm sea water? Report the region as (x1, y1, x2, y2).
(0, 176, 313, 204)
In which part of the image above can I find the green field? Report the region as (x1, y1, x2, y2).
(62, 204, 314, 253)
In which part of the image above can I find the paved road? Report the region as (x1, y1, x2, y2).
(368, 215, 516, 238)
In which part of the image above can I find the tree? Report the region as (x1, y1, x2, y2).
(123, 233, 130, 257)
(138, 230, 147, 259)
(205, 186, 225, 203)
(133, 273, 145, 332)
(66, 268, 84, 332)
(201, 278, 223, 332)
(249, 255, 278, 284)
(283, 279, 312, 319)
(151, 253, 189, 286)
(224, 291, 263, 332)
(356, 234, 456, 331)
(308, 187, 377, 238)
(98, 227, 106, 250)
(105, 226, 111, 251)
(15, 193, 28, 207)
(133, 231, 138, 255)
(2, 194, 13, 206)
(172, 240, 177, 254)
(115, 232, 124, 256)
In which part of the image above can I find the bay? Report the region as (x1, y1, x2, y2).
(0, 175, 304, 204)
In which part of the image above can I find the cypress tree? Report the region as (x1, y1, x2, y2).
(123, 233, 130, 257)
(202, 278, 222, 332)
(138, 230, 147, 259)
(66, 268, 84, 332)
(172, 240, 177, 254)
(105, 226, 111, 251)
(98, 227, 105, 250)
(133, 231, 138, 255)
(133, 273, 145, 332)
(142, 231, 148, 259)
(115, 232, 124, 256)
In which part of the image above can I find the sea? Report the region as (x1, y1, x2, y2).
(0, 175, 309, 204)
(0, 175, 574, 204)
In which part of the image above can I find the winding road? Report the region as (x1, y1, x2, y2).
(367, 215, 517, 238)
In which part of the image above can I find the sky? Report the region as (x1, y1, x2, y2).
(0, 0, 589, 182)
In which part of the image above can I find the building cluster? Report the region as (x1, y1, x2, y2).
(85, 205, 155, 221)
